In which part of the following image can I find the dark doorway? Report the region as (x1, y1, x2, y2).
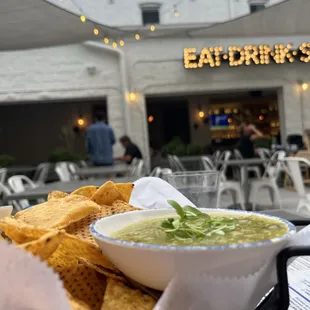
(147, 98, 190, 150)
(92, 103, 108, 123)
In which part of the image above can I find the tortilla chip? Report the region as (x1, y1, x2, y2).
(68, 294, 92, 310)
(60, 233, 117, 271)
(0, 217, 49, 243)
(62, 262, 106, 310)
(48, 190, 69, 200)
(19, 229, 64, 260)
(90, 181, 124, 206)
(71, 186, 99, 198)
(102, 279, 156, 310)
(65, 213, 102, 245)
(105, 201, 140, 216)
(78, 257, 126, 283)
(65, 204, 139, 245)
(115, 183, 134, 203)
(15, 195, 100, 229)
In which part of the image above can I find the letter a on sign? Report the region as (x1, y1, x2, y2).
(198, 48, 215, 67)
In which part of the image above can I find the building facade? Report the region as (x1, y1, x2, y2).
(0, 0, 308, 167)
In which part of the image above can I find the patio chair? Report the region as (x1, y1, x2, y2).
(67, 162, 80, 180)
(201, 156, 216, 170)
(167, 155, 186, 172)
(150, 167, 172, 178)
(79, 160, 88, 168)
(282, 157, 310, 213)
(129, 159, 145, 178)
(7, 175, 40, 209)
(211, 150, 221, 166)
(203, 153, 244, 209)
(250, 151, 286, 211)
(55, 162, 72, 182)
(32, 163, 51, 185)
(0, 183, 22, 211)
(0, 168, 7, 184)
(233, 149, 261, 182)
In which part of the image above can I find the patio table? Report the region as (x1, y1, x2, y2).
(74, 164, 130, 178)
(3, 177, 136, 202)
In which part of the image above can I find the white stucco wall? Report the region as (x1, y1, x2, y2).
(0, 44, 125, 159)
(0, 32, 309, 164)
(49, 0, 285, 26)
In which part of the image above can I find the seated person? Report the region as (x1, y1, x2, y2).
(118, 136, 142, 164)
(296, 129, 310, 159)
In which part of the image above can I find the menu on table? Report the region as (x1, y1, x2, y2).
(288, 256, 310, 309)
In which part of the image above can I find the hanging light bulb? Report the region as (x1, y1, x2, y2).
(119, 40, 125, 46)
(80, 15, 86, 22)
(135, 33, 140, 40)
(93, 28, 99, 35)
(150, 24, 156, 32)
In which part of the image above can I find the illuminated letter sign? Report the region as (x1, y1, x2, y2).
(183, 43, 310, 69)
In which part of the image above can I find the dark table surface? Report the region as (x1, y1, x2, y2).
(75, 164, 130, 177)
(4, 177, 137, 201)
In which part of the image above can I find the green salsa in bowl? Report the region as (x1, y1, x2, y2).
(90, 205, 295, 290)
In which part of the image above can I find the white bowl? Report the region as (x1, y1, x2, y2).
(90, 209, 296, 290)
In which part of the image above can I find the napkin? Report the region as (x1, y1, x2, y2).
(130, 177, 195, 209)
(0, 241, 70, 310)
(131, 177, 310, 310)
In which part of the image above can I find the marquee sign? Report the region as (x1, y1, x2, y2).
(183, 43, 310, 69)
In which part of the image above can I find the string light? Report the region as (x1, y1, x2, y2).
(150, 25, 156, 32)
(148, 115, 154, 123)
(93, 28, 99, 35)
(80, 15, 86, 22)
(104, 37, 109, 44)
(112, 42, 118, 48)
(119, 40, 125, 46)
(135, 33, 140, 40)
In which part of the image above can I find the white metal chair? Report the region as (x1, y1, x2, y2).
(168, 155, 186, 172)
(55, 162, 72, 182)
(7, 175, 38, 209)
(32, 163, 50, 185)
(212, 150, 221, 166)
(79, 160, 88, 168)
(234, 149, 261, 181)
(250, 151, 286, 210)
(0, 168, 7, 184)
(217, 167, 245, 210)
(203, 152, 244, 209)
(129, 159, 145, 178)
(150, 167, 172, 178)
(0, 183, 22, 211)
(201, 156, 216, 170)
(67, 162, 80, 180)
(282, 157, 310, 213)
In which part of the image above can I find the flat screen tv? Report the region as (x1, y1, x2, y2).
(210, 114, 230, 130)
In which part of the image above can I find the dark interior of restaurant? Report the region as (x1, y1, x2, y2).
(146, 89, 280, 152)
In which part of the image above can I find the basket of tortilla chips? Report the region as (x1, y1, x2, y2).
(0, 181, 158, 310)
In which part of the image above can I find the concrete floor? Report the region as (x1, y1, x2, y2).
(219, 186, 308, 214)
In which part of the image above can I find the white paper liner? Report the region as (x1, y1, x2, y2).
(131, 177, 310, 310)
(0, 241, 70, 310)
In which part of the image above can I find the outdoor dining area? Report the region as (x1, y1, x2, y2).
(1, 147, 310, 222)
